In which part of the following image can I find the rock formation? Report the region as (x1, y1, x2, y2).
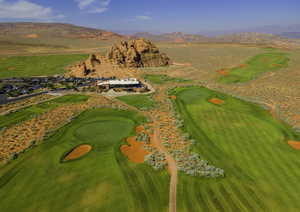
(107, 38, 170, 68)
(66, 53, 106, 78)
(66, 38, 170, 78)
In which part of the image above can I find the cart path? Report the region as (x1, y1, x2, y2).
(152, 120, 178, 212)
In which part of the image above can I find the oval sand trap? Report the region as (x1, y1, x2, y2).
(209, 98, 224, 105)
(288, 141, 300, 151)
(63, 144, 92, 161)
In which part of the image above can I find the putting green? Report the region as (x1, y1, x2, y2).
(0, 108, 169, 212)
(171, 86, 300, 212)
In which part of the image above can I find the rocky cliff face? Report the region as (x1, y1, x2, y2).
(106, 38, 170, 68)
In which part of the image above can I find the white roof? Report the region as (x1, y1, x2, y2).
(98, 78, 140, 86)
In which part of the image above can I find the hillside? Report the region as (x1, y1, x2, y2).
(0, 22, 126, 55)
(0, 22, 124, 40)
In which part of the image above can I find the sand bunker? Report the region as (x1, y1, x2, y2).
(238, 64, 248, 68)
(63, 144, 92, 161)
(120, 137, 149, 163)
(288, 141, 300, 151)
(217, 69, 229, 76)
(170, 95, 177, 100)
(173, 62, 192, 67)
(209, 98, 224, 105)
(25, 34, 39, 38)
(136, 125, 145, 134)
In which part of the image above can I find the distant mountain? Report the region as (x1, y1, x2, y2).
(199, 24, 300, 37)
(0, 22, 124, 41)
(132, 31, 299, 49)
(215, 32, 300, 49)
(133, 32, 214, 43)
(278, 32, 300, 39)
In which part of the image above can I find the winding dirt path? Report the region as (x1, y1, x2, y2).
(146, 84, 185, 212)
(152, 120, 178, 212)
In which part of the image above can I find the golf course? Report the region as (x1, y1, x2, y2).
(218, 52, 290, 83)
(171, 86, 300, 212)
(0, 108, 169, 212)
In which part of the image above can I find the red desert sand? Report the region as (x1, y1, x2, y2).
(135, 125, 145, 134)
(217, 69, 229, 76)
(121, 136, 149, 163)
(288, 141, 300, 151)
(209, 98, 224, 105)
(64, 144, 92, 161)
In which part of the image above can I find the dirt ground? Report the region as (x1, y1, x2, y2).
(64, 144, 92, 161)
(288, 141, 300, 150)
(217, 69, 229, 76)
(135, 125, 145, 134)
(120, 136, 149, 163)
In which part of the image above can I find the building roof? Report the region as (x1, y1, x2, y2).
(97, 78, 140, 86)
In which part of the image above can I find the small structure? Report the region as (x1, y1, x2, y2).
(97, 78, 149, 93)
(97, 78, 141, 89)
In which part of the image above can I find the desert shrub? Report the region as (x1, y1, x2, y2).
(171, 151, 224, 178)
(136, 132, 150, 144)
(144, 151, 167, 171)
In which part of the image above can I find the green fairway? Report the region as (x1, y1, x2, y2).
(0, 94, 89, 129)
(0, 108, 169, 212)
(170, 86, 300, 212)
(218, 52, 289, 83)
(117, 95, 156, 110)
(0, 54, 87, 78)
(144, 74, 190, 84)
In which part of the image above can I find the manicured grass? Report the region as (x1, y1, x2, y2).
(0, 94, 89, 129)
(171, 86, 300, 212)
(0, 108, 169, 212)
(0, 54, 88, 78)
(218, 52, 289, 83)
(144, 74, 190, 84)
(117, 95, 156, 110)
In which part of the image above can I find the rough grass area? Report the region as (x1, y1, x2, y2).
(0, 108, 169, 212)
(0, 54, 88, 78)
(171, 86, 300, 212)
(0, 94, 89, 129)
(117, 95, 156, 110)
(218, 52, 290, 83)
(144, 74, 190, 84)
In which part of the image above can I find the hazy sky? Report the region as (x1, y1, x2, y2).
(0, 0, 299, 33)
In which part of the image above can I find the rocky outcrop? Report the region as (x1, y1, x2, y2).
(106, 38, 170, 68)
(66, 53, 106, 78)
(66, 39, 170, 78)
